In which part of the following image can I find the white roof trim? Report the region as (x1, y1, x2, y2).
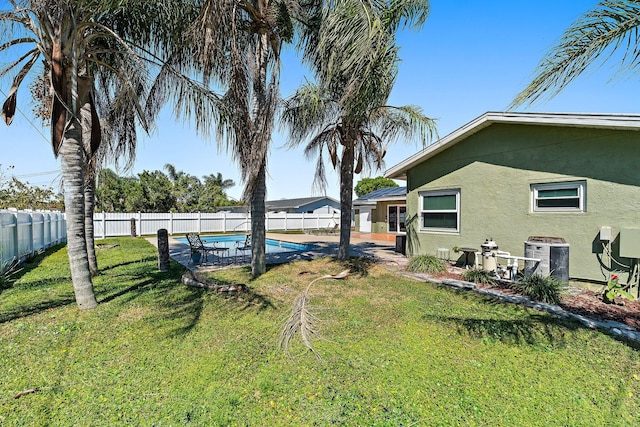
(384, 111, 640, 180)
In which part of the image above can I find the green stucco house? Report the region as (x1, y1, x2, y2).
(385, 112, 640, 288)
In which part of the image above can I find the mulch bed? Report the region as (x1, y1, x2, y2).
(427, 269, 640, 331)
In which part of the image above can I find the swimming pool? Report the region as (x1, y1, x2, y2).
(176, 234, 314, 255)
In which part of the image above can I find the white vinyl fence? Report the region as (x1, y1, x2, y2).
(93, 211, 340, 238)
(0, 209, 67, 269)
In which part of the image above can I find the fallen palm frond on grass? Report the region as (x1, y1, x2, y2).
(280, 269, 349, 360)
(181, 271, 246, 293)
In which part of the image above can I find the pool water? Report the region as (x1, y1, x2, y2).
(176, 234, 314, 255)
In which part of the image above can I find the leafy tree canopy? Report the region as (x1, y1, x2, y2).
(354, 176, 399, 197)
(96, 166, 240, 213)
(0, 165, 63, 210)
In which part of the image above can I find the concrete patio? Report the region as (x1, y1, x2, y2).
(156, 232, 408, 272)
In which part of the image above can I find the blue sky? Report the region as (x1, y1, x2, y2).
(1, 0, 639, 202)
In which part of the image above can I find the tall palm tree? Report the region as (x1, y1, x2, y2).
(512, 0, 640, 107)
(0, 0, 196, 308)
(185, 0, 300, 277)
(282, 0, 436, 259)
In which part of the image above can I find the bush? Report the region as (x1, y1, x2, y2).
(462, 268, 496, 285)
(512, 274, 567, 304)
(406, 255, 446, 274)
(0, 258, 21, 290)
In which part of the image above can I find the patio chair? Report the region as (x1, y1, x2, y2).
(326, 223, 339, 235)
(235, 234, 252, 263)
(185, 233, 229, 264)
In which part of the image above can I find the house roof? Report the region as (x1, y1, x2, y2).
(385, 111, 640, 180)
(265, 196, 339, 210)
(353, 187, 406, 206)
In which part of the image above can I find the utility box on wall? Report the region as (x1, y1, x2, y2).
(620, 228, 640, 258)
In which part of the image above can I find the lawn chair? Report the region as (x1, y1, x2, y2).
(325, 223, 339, 235)
(235, 234, 251, 263)
(185, 233, 229, 264)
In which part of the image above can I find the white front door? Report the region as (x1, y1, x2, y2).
(359, 207, 372, 232)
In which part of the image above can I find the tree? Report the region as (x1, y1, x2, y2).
(164, 163, 203, 212)
(95, 169, 124, 212)
(138, 170, 176, 213)
(0, 166, 63, 210)
(512, 0, 640, 107)
(282, 0, 436, 260)
(186, 0, 301, 277)
(354, 176, 398, 197)
(96, 167, 238, 212)
(0, 0, 196, 308)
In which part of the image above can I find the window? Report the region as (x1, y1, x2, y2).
(531, 181, 585, 212)
(419, 190, 460, 232)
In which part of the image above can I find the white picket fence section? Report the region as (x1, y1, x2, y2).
(0, 209, 67, 269)
(93, 211, 340, 238)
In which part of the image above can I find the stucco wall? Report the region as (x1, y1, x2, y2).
(405, 123, 640, 283)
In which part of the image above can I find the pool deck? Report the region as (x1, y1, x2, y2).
(151, 232, 408, 272)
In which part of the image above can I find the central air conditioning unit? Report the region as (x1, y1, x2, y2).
(524, 236, 569, 282)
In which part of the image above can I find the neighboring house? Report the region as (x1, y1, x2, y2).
(218, 197, 340, 214)
(353, 187, 406, 235)
(385, 111, 640, 286)
(265, 197, 340, 214)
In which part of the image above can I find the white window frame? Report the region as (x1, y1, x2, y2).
(531, 181, 586, 212)
(419, 189, 460, 233)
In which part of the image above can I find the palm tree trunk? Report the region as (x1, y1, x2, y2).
(251, 159, 267, 277)
(337, 140, 355, 260)
(84, 174, 98, 276)
(80, 80, 98, 276)
(60, 117, 98, 309)
(247, 28, 269, 277)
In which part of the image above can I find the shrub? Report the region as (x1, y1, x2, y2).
(406, 255, 446, 274)
(512, 274, 567, 304)
(462, 268, 496, 285)
(0, 258, 22, 290)
(602, 274, 634, 304)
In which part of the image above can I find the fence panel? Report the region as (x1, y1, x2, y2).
(32, 212, 45, 252)
(169, 213, 199, 234)
(43, 213, 52, 248)
(92, 211, 340, 237)
(0, 210, 66, 269)
(0, 211, 17, 267)
(16, 212, 33, 257)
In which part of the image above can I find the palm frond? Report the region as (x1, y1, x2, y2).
(280, 269, 349, 360)
(281, 81, 338, 145)
(1, 48, 38, 125)
(512, 0, 640, 107)
(372, 104, 438, 147)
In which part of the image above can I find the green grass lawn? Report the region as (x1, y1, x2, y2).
(1, 237, 639, 426)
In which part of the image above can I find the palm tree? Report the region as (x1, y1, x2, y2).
(185, 0, 300, 277)
(282, 0, 436, 259)
(0, 0, 196, 308)
(512, 0, 640, 107)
